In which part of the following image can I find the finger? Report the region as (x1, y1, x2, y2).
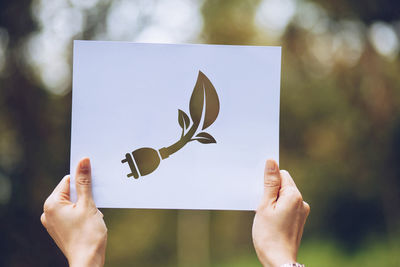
(40, 213, 47, 227)
(262, 159, 281, 205)
(303, 201, 311, 216)
(75, 157, 94, 204)
(278, 170, 302, 204)
(47, 176, 71, 205)
(57, 175, 71, 202)
(59, 176, 71, 201)
(297, 201, 310, 246)
(50, 175, 70, 196)
(280, 170, 297, 189)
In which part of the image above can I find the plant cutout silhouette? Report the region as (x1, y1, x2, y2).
(121, 71, 220, 178)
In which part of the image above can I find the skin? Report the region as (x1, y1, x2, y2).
(252, 159, 310, 267)
(41, 158, 309, 267)
(40, 158, 107, 267)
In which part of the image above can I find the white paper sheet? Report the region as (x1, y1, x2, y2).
(70, 41, 281, 210)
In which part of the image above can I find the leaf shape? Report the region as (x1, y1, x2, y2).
(189, 72, 205, 125)
(178, 109, 190, 130)
(201, 71, 220, 130)
(189, 71, 220, 130)
(194, 132, 217, 144)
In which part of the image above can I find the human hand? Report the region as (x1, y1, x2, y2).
(252, 160, 310, 267)
(41, 158, 107, 267)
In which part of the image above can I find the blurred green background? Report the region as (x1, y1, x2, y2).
(1, 0, 400, 266)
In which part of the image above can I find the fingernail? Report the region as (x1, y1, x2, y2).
(79, 158, 91, 174)
(266, 160, 276, 173)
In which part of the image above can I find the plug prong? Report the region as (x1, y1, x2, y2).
(121, 153, 139, 178)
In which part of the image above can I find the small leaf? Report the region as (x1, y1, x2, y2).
(178, 109, 190, 130)
(194, 132, 216, 144)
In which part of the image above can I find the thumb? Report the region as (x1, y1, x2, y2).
(75, 157, 94, 203)
(262, 159, 281, 205)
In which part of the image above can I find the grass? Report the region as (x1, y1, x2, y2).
(214, 238, 400, 267)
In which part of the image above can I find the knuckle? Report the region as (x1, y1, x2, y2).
(103, 227, 108, 238)
(76, 174, 91, 186)
(287, 188, 303, 204)
(99, 220, 108, 232)
(59, 191, 70, 200)
(40, 213, 47, 227)
(43, 198, 56, 213)
(303, 202, 311, 214)
(295, 192, 303, 202)
(264, 176, 280, 188)
(97, 225, 108, 241)
(294, 194, 303, 205)
(98, 210, 104, 218)
(280, 170, 290, 176)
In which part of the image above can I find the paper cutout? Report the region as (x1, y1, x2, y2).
(121, 71, 220, 179)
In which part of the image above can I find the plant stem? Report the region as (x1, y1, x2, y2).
(159, 121, 199, 159)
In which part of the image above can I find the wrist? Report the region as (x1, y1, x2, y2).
(259, 251, 296, 267)
(68, 249, 105, 267)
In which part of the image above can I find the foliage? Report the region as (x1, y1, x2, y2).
(0, 0, 399, 266)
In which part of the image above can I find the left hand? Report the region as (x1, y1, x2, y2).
(41, 158, 107, 267)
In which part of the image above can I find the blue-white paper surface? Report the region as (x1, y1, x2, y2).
(70, 41, 281, 210)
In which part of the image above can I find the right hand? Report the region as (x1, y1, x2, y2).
(252, 159, 310, 267)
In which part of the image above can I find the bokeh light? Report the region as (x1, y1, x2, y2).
(1, 0, 400, 266)
(369, 21, 399, 60)
(0, 28, 9, 74)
